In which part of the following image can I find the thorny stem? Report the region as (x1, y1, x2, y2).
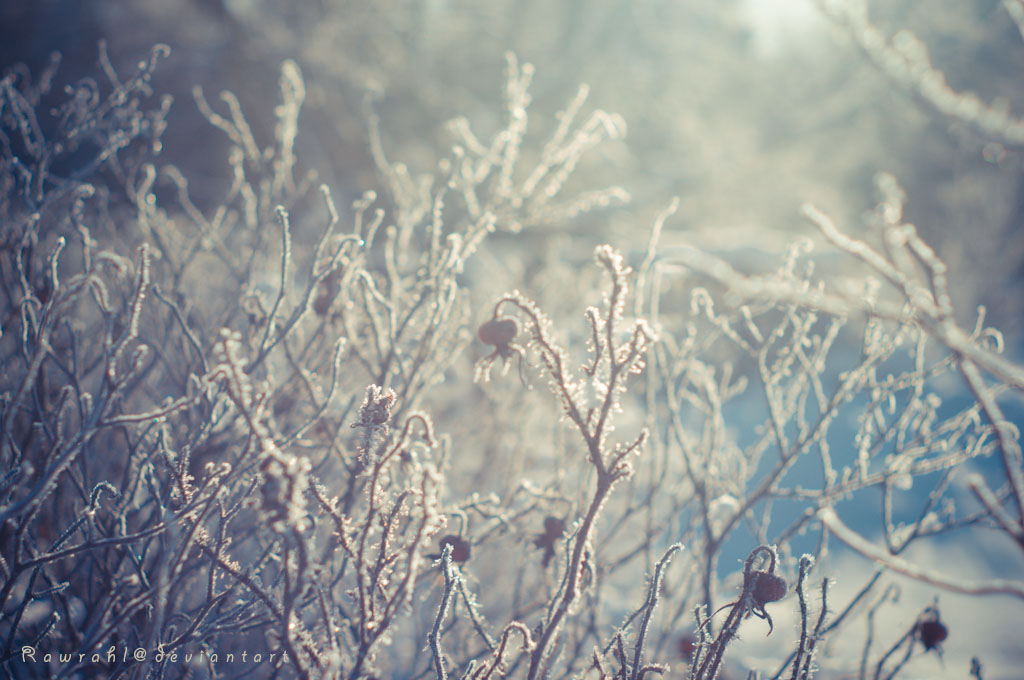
(526, 474, 614, 679)
(630, 544, 682, 680)
(429, 544, 458, 680)
(693, 546, 777, 680)
(791, 556, 814, 680)
(790, 555, 828, 680)
(510, 247, 652, 680)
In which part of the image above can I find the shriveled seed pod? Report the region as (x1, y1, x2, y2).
(478, 317, 518, 347)
(313, 270, 341, 317)
(542, 516, 565, 537)
(752, 570, 787, 606)
(438, 534, 471, 564)
(918, 618, 948, 651)
(534, 516, 565, 566)
(677, 633, 696, 659)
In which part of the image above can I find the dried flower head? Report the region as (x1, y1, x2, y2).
(352, 384, 396, 429)
(351, 384, 397, 461)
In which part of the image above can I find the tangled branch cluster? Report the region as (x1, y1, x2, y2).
(2, 12, 1023, 680)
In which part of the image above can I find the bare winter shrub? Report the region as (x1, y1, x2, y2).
(3, 4, 1024, 680)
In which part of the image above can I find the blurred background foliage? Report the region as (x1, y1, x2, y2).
(4, 0, 1022, 342)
